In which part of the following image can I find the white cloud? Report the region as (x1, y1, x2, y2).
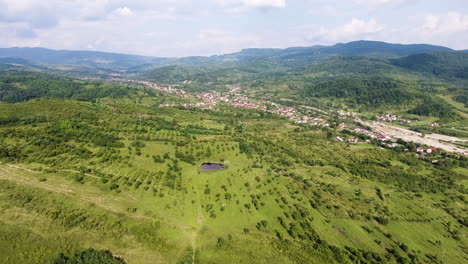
(0, 22, 41, 45)
(140, 8, 177, 21)
(79, 0, 109, 20)
(398, 12, 468, 49)
(421, 12, 468, 34)
(239, 0, 286, 8)
(353, 0, 406, 6)
(300, 11, 468, 50)
(111, 7, 134, 17)
(304, 11, 468, 50)
(0, 0, 467, 57)
(341, 18, 383, 35)
(215, 0, 286, 11)
(306, 18, 384, 44)
(0, 0, 60, 28)
(309, 5, 342, 16)
(175, 29, 262, 56)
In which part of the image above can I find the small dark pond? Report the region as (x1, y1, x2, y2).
(200, 163, 224, 171)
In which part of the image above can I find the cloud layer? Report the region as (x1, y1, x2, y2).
(216, 0, 286, 8)
(0, 0, 467, 56)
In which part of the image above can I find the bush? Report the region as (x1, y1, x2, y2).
(53, 248, 125, 264)
(374, 216, 389, 225)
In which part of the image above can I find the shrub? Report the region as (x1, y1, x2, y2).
(53, 248, 125, 264)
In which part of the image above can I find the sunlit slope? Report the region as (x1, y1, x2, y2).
(0, 99, 466, 263)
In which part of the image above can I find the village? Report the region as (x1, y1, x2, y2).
(110, 77, 448, 157)
(112, 78, 329, 125)
(377, 112, 440, 127)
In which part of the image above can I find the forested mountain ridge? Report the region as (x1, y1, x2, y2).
(0, 47, 168, 70)
(0, 40, 460, 71)
(320, 41, 453, 56)
(144, 41, 456, 68)
(391, 51, 468, 79)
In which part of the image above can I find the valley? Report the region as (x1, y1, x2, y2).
(363, 121, 468, 155)
(0, 40, 466, 264)
(108, 76, 468, 156)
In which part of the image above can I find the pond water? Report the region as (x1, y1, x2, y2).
(200, 163, 224, 171)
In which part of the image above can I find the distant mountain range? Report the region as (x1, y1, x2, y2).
(0, 40, 464, 72)
(149, 40, 459, 67)
(0, 47, 168, 71)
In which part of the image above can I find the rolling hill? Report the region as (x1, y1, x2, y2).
(0, 85, 466, 264)
(0, 40, 467, 263)
(391, 51, 468, 79)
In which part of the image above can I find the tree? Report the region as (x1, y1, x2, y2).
(53, 249, 125, 264)
(239, 141, 252, 154)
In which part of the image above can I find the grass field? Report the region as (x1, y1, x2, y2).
(0, 98, 466, 263)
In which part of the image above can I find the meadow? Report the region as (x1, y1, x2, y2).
(0, 97, 466, 263)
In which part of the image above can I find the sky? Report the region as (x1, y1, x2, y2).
(1, 0, 468, 57)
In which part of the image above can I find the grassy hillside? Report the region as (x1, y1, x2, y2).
(0, 44, 467, 263)
(0, 94, 466, 263)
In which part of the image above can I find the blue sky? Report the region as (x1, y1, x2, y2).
(1, 0, 467, 57)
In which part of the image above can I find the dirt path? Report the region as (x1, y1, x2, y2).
(191, 231, 197, 264)
(6, 164, 101, 180)
(6, 164, 41, 173)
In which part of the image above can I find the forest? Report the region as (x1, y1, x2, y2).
(0, 73, 146, 103)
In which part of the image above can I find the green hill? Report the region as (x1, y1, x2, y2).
(0, 41, 467, 264)
(295, 56, 400, 75)
(0, 72, 145, 103)
(0, 72, 466, 263)
(391, 51, 468, 79)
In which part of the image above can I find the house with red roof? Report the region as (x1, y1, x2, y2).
(426, 147, 437, 154)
